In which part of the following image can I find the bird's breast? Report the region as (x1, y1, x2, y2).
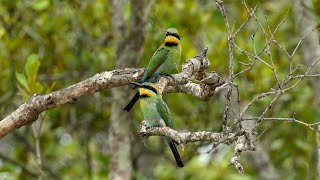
(140, 100, 165, 127)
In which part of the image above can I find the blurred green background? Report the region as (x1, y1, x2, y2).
(0, 0, 319, 179)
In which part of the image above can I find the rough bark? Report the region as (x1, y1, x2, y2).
(139, 120, 245, 145)
(0, 68, 142, 138)
(293, 0, 320, 178)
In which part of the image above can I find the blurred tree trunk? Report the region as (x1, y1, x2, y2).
(293, 0, 320, 178)
(108, 0, 147, 179)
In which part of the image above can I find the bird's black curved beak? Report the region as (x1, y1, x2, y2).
(129, 82, 142, 87)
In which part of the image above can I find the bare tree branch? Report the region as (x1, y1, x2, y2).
(213, 0, 320, 174)
(242, 117, 317, 131)
(139, 120, 255, 175)
(215, 0, 235, 132)
(139, 120, 245, 145)
(0, 48, 224, 139)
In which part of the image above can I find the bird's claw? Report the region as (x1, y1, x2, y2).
(140, 120, 148, 136)
(164, 74, 175, 80)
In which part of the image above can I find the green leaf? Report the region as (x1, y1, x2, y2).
(15, 72, 29, 91)
(32, 0, 50, 11)
(25, 53, 40, 85)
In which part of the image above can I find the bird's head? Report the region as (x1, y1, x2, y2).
(129, 82, 160, 98)
(164, 28, 180, 47)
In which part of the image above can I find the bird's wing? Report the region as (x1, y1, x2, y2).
(141, 47, 169, 82)
(157, 98, 173, 128)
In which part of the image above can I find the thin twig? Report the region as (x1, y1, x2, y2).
(233, 2, 257, 37)
(284, 58, 320, 92)
(215, 0, 235, 132)
(273, 2, 292, 34)
(291, 27, 318, 58)
(233, 91, 277, 127)
(253, 125, 270, 142)
(32, 114, 45, 180)
(243, 117, 316, 131)
(251, 90, 283, 133)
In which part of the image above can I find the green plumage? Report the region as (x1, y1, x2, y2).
(139, 91, 173, 128)
(123, 28, 181, 112)
(141, 40, 180, 82)
(137, 82, 184, 167)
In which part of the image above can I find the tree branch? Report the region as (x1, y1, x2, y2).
(139, 120, 245, 145)
(139, 119, 255, 175)
(0, 48, 225, 139)
(215, 0, 235, 132)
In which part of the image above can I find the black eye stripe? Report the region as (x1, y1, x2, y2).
(173, 34, 180, 40)
(166, 32, 180, 40)
(143, 85, 158, 94)
(140, 94, 149, 98)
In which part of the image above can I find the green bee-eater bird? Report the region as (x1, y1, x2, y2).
(123, 28, 181, 112)
(130, 82, 184, 167)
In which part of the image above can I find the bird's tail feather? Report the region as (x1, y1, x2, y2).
(123, 92, 140, 112)
(168, 139, 184, 167)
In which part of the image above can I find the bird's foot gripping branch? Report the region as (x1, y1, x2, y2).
(156, 48, 225, 96)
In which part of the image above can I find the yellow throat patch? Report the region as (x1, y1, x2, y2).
(164, 35, 180, 46)
(139, 88, 154, 97)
